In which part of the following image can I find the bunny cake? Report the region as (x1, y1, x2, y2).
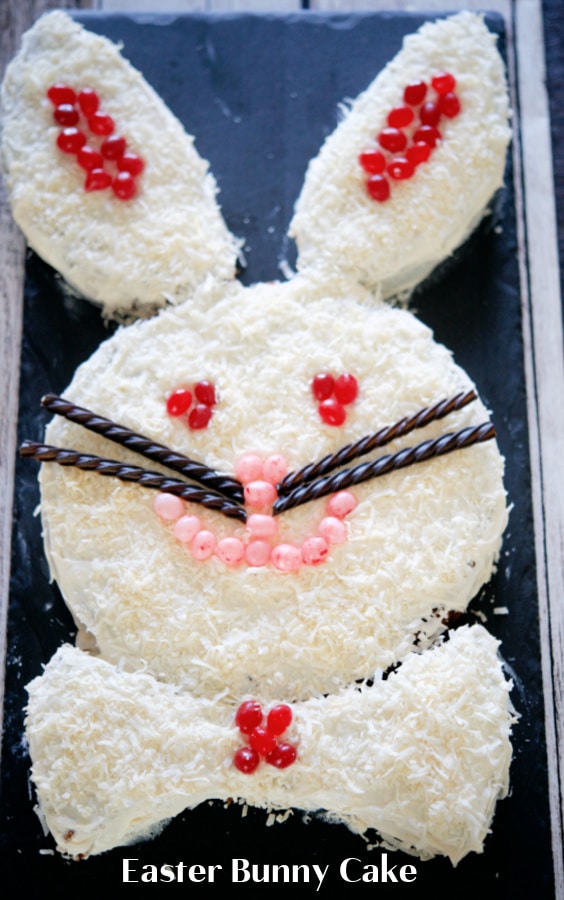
(3, 10, 516, 865)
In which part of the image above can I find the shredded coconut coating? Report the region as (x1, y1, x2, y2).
(38, 276, 508, 700)
(0, 11, 239, 316)
(290, 12, 511, 299)
(26, 626, 515, 863)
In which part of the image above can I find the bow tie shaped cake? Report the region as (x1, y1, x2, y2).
(1, 10, 515, 864)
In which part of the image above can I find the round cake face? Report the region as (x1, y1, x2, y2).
(39, 275, 508, 701)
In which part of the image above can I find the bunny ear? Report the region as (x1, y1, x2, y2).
(289, 12, 511, 300)
(0, 11, 240, 318)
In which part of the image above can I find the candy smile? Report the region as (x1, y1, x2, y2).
(153, 452, 357, 572)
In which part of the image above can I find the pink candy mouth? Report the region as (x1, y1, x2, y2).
(153, 453, 357, 572)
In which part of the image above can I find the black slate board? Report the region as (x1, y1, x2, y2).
(0, 11, 554, 898)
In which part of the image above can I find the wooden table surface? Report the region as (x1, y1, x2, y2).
(1, 1, 562, 895)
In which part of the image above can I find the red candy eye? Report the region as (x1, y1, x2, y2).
(311, 372, 358, 425)
(319, 398, 346, 427)
(166, 388, 192, 416)
(194, 380, 217, 407)
(188, 404, 213, 430)
(334, 373, 359, 405)
(166, 381, 217, 430)
(311, 372, 335, 402)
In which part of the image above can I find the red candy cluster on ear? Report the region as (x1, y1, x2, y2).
(47, 84, 144, 200)
(233, 700, 297, 774)
(166, 381, 217, 430)
(359, 71, 461, 202)
(311, 372, 359, 426)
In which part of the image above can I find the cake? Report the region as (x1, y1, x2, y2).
(2, 9, 515, 864)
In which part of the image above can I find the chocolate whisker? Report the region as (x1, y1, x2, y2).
(41, 393, 244, 504)
(278, 390, 477, 494)
(272, 423, 496, 516)
(20, 440, 247, 522)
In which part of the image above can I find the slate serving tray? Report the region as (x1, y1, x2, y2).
(0, 11, 554, 896)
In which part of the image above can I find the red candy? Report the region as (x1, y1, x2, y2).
(267, 704, 293, 736)
(359, 71, 460, 202)
(194, 380, 217, 407)
(358, 148, 386, 175)
(166, 381, 217, 430)
(47, 83, 144, 201)
(311, 372, 335, 402)
(166, 388, 193, 417)
(334, 373, 359, 405)
(47, 84, 76, 106)
(233, 746, 260, 774)
(403, 80, 427, 106)
(267, 742, 298, 769)
(56, 128, 86, 154)
(233, 700, 297, 774)
(53, 104, 79, 127)
(112, 171, 136, 201)
(77, 145, 104, 171)
(85, 168, 112, 192)
(378, 127, 407, 154)
(188, 403, 213, 431)
(77, 88, 99, 116)
(235, 700, 264, 734)
(366, 174, 390, 203)
(311, 371, 358, 426)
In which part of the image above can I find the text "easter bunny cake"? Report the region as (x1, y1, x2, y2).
(1, 10, 515, 864)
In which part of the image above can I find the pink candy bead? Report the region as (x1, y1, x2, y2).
(301, 536, 330, 566)
(271, 544, 302, 572)
(215, 537, 245, 566)
(191, 530, 216, 560)
(245, 540, 272, 567)
(262, 454, 288, 484)
(326, 490, 357, 519)
(318, 516, 348, 545)
(153, 492, 184, 521)
(247, 513, 278, 539)
(173, 514, 201, 543)
(244, 480, 278, 508)
(235, 454, 264, 484)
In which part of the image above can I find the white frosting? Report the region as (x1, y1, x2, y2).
(0, 11, 239, 316)
(39, 276, 508, 701)
(26, 625, 515, 863)
(290, 12, 511, 299)
(1, 10, 514, 863)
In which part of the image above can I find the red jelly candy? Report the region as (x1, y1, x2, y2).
(235, 700, 263, 735)
(366, 174, 390, 203)
(233, 746, 260, 774)
(378, 127, 407, 154)
(77, 88, 100, 116)
(266, 742, 297, 769)
(403, 80, 427, 106)
(166, 388, 192, 417)
(249, 726, 277, 758)
(88, 111, 115, 136)
(112, 171, 136, 201)
(334, 373, 359, 405)
(387, 105, 414, 129)
(53, 104, 79, 127)
(319, 398, 346, 427)
(194, 380, 217, 407)
(47, 84, 76, 106)
(311, 372, 335, 402)
(85, 168, 112, 192)
(267, 704, 293, 736)
(56, 128, 86, 154)
(358, 148, 386, 175)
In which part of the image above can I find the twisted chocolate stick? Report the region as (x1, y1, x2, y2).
(41, 393, 244, 504)
(278, 390, 478, 494)
(20, 440, 247, 522)
(273, 423, 496, 516)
